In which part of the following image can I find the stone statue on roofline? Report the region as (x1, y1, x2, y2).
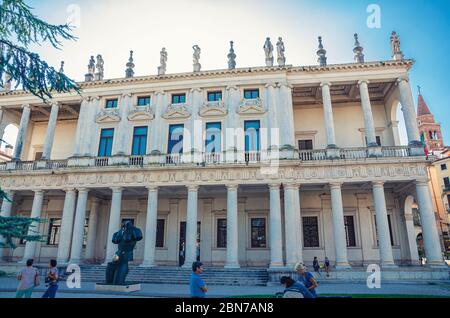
(95, 54, 104, 81)
(158, 47, 168, 75)
(390, 31, 404, 60)
(263, 37, 274, 67)
(85, 56, 95, 82)
(277, 37, 286, 66)
(227, 41, 236, 70)
(193, 45, 201, 72)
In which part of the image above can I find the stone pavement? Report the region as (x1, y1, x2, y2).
(0, 277, 450, 298)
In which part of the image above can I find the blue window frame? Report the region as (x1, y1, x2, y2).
(244, 120, 260, 152)
(131, 126, 148, 155)
(205, 122, 221, 153)
(244, 89, 259, 99)
(171, 94, 186, 104)
(137, 96, 151, 106)
(207, 91, 222, 102)
(98, 128, 114, 157)
(105, 99, 118, 109)
(168, 124, 184, 154)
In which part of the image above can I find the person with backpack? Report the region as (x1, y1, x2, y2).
(16, 259, 40, 298)
(42, 259, 59, 298)
(279, 276, 315, 298)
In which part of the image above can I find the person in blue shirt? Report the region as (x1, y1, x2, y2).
(280, 276, 315, 298)
(294, 263, 318, 297)
(190, 261, 208, 298)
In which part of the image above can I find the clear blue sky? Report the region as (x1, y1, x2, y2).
(24, 0, 450, 144)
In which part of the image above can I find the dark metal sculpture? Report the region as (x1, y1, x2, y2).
(105, 221, 143, 285)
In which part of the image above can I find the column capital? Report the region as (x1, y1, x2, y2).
(415, 179, 429, 186)
(372, 181, 384, 188)
(48, 101, 60, 108)
(186, 184, 199, 192)
(396, 76, 409, 84)
(357, 79, 370, 86)
(111, 187, 123, 193)
(121, 92, 132, 98)
(268, 183, 281, 190)
(329, 182, 343, 189)
(77, 187, 90, 194)
(63, 187, 76, 193)
(226, 184, 239, 191)
(265, 83, 278, 89)
(320, 81, 332, 88)
(33, 189, 44, 196)
(155, 90, 166, 96)
(21, 104, 31, 110)
(283, 182, 300, 190)
(277, 82, 293, 89)
(146, 185, 159, 192)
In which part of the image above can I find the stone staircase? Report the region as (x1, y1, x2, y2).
(61, 265, 269, 286)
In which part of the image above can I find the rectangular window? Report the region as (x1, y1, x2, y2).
(98, 128, 114, 157)
(207, 91, 222, 102)
(244, 89, 259, 99)
(440, 164, 447, 171)
(447, 195, 450, 207)
(251, 218, 266, 248)
(34, 152, 43, 160)
(344, 216, 356, 247)
(131, 126, 148, 155)
(156, 219, 165, 248)
(137, 96, 151, 106)
(374, 214, 394, 246)
(205, 122, 221, 153)
(168, 124, 184, 154)
(444, 177, 450, 188)
(298, 140, 313, 150)
(217, 218, 227, 248)
(302, 216, 320, 248)
(105, 99, 118, 109)
(47, 218, 61, 245)
(171, 94, 186, 104)
(244, 120, 260, 152)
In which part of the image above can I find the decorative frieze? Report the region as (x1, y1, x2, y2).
(238, 97, 266, 115)
(0, 161, 428, 190)
(96, 108, 121, 123)
(198, 100, 227, 118)
(162, 103, 191, 119)
(128, 105, 154, 121)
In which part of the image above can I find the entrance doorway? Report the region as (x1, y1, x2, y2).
(179, 221, 201, 267)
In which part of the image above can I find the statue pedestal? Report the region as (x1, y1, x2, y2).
(95, 283, 141, 293)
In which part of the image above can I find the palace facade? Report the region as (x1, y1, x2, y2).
(0, 37, 447, 270)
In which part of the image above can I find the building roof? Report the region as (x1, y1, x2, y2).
(417, 93, 432, 116)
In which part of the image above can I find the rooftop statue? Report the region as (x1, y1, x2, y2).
(263, 37, 274, 67)
(390, 31, 404, 60)
(95, 54, 104, 81)
(276, 37, 286, 66)
(158, 47, 168, 75)
(227, 41, 236, 70)
(85, 56, 95, 82)
(193, 45, 201, 72)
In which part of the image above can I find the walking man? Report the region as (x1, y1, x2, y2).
(16, 259, 40, 298)
(42, 259, 59, 298)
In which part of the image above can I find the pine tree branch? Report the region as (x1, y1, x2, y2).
(0, 39, 80, 100)
(0, 0, 77, 48)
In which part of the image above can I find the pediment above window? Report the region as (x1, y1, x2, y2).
(128, 105, 155, 121)
(199, 101, 228, 118)
(162, 103, 191, 119)
(96, 109, 121, 123)
(237, 98, 266, 115)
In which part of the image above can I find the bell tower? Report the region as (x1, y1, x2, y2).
(416, 87, 444, 152)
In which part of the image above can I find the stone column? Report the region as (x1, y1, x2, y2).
(56, 188, 77, 264)
(141, 186, 158, 267)
(265, 84, 279, 148)
(13, 104, 31, 161)
(329, 183, 351, 268)
(84, 198, 100, 262)
(403, 207, 420, 265)
(225, 184, 240, 268)
(269, 184, 283, 268)
(389, 121, 401, 146)
(41, 102, 59, 160)
(0, 190, 14, 217)
(415, 180, 445, 266)
(372, 182, 396, 267)
(397, 78, 421, 146)
(21, 190, 44, 262)
(358, 80, 378, 146)
(72, 97, 90, 157)
(225, 86, 241, 163)
(69, 188, 89, 264)
(149, 91, 165, 154)
(104, 187, 123, 264)
(82, 96, 100, 157)
(183, 185, 198, 268)
(284, 183, 300, 267)
(190, 88, 203, 162)
(0, 106, 5, 141)
(278, 83, 295, 148)
(321, 82, 337, 148)
(113, 93, 132, 156)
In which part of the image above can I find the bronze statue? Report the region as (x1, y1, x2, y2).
(105, 220, 143, 285)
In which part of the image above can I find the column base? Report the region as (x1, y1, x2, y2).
(181, 263, 194, 269)
(426, 261, 448, 268)
(35, 160, 48, 169)
(367, 145, 382, 157)
(326, 147, 340, 159)
(380, 263, 398, 269)
(409, 144, 425, 156)
(6, 161, 17, 170)
(269, 262, 285, 269)
(224, 263, 241, 269)
(139, 262, 156, 268)
(334, 264, 352, 270)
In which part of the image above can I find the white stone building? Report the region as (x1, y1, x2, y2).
(0, 37, 447, 276)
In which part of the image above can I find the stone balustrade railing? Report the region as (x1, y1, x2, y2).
(0, 146, 423, 172)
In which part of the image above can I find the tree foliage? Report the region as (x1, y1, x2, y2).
(0, 0, 80, 100)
